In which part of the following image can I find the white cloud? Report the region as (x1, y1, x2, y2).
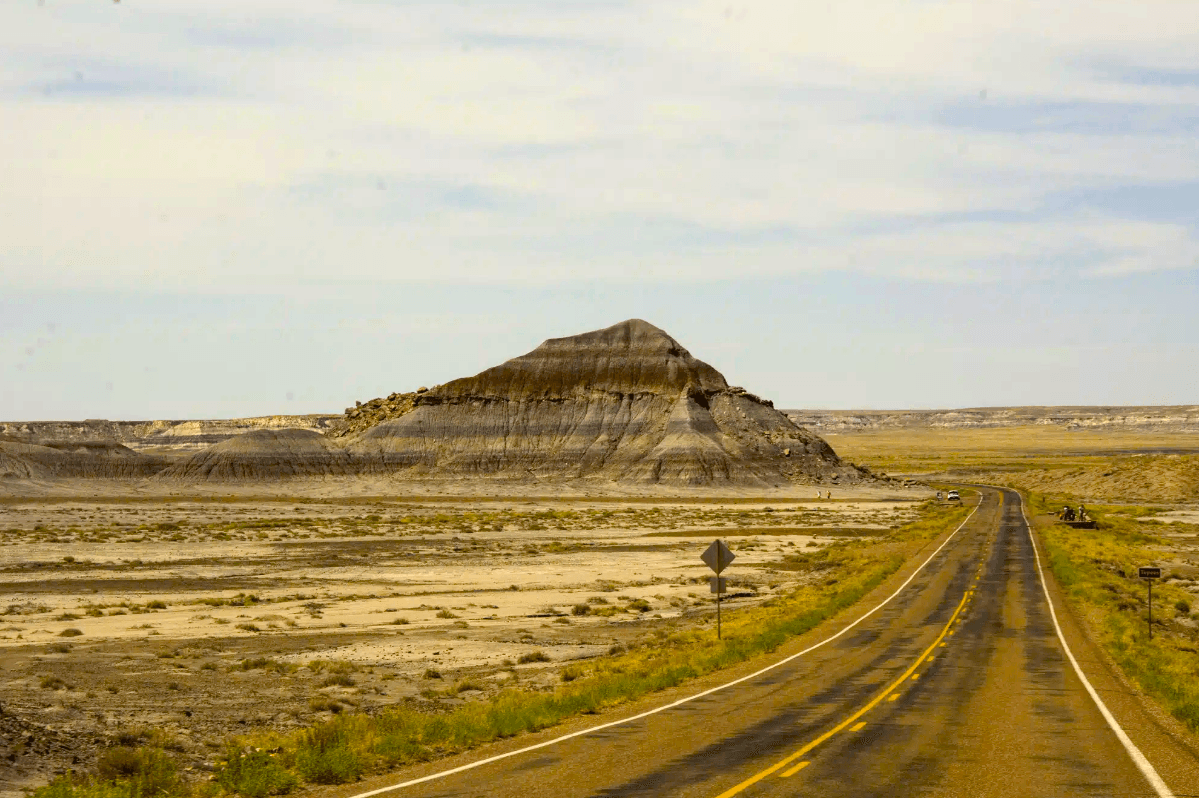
(2, 0, 1199, 288)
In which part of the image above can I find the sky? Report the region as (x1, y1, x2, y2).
(2, 0, 1198, 420)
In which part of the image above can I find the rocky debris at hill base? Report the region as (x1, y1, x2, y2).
(153, 429, 353, 482)
(344, 319, 867, 487)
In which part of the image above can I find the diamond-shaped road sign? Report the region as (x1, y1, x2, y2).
(701, 539, 735, 575)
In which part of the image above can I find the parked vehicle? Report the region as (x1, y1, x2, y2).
(946, 490, 961, 502)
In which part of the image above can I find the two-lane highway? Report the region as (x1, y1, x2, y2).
(340, 489, 1195, 798)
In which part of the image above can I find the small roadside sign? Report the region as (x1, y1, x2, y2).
(701, 539, 735, 639)
(1140, 566, 1162, 639)
(701, 540, 735, 574)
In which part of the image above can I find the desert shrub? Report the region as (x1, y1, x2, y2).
(306, 659, 355, 674)
(95, 746, 178, 797)
(422, 668, 442, 679)
(321, 673, 355, 688)
(235, 623, 261, 633)
(1176, 600, 1191, 615)
(452, 678, 484, 693)
(59, 628, 84, 637)
(238, 658, 295, 674)
(571, 604, 591, 616)
(625, 599, 651, 613)
(308, 697, 343, 714)
(145, 729, 184, 752)
(113, 729, 147, 747)
(390, 617, 409, 625)
(145, 601, 167, 610)
(294, 724, 362, 784)
(561, 666, 584, 682)
(217, 746, 298, 798)
(30, 774, 132, 798)
(40, 675, 67, 690)
(47, 643, 72, 654)
(517, 651, 549, 664)
(435, 609, 457, 619)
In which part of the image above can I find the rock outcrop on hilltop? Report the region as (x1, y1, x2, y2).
(154, 429, 352, 482)
(327, 393, 421, 440)
(344, 319, 863, 487)
(0, 440, 169, 480)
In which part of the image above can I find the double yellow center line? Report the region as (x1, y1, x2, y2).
(714, 588, 973, 797)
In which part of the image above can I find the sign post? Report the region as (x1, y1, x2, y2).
(1139, 566, 1162, 640)
(701, 539, 735, 639)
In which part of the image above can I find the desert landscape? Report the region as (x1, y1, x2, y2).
(0, 320, 925, 795)
(2, 320, 1197, 798)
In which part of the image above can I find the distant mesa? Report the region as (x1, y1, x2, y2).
(0, 415, 340, 453)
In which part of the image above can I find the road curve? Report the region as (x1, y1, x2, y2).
(335, 488, 1199, 798)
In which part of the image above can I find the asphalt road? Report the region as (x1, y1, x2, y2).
(346, 488, 1199, 798)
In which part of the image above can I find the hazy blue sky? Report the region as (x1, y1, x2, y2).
(3, 1, 1197, 419)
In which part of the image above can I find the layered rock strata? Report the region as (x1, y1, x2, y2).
(786, 407, 1199, 433)
(0, 440, 169, 480)
(154, 429, 352, 482)
(345, 319, 862, 487)
(0, 415, 340, 455)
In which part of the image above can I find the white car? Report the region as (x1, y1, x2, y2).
(946, 490, 961, 501)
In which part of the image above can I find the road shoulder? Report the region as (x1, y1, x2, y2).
(1024, 499, 1199, 795)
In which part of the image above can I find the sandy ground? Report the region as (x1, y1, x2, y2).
(0, 485, 925, 796)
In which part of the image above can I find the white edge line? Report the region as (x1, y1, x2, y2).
(1017, 490, 1175, 798)
(347, 498, 981, 798)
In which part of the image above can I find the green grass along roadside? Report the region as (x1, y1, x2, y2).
(33, 499, 972, 798)
(1022, 491, 1199, 734)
